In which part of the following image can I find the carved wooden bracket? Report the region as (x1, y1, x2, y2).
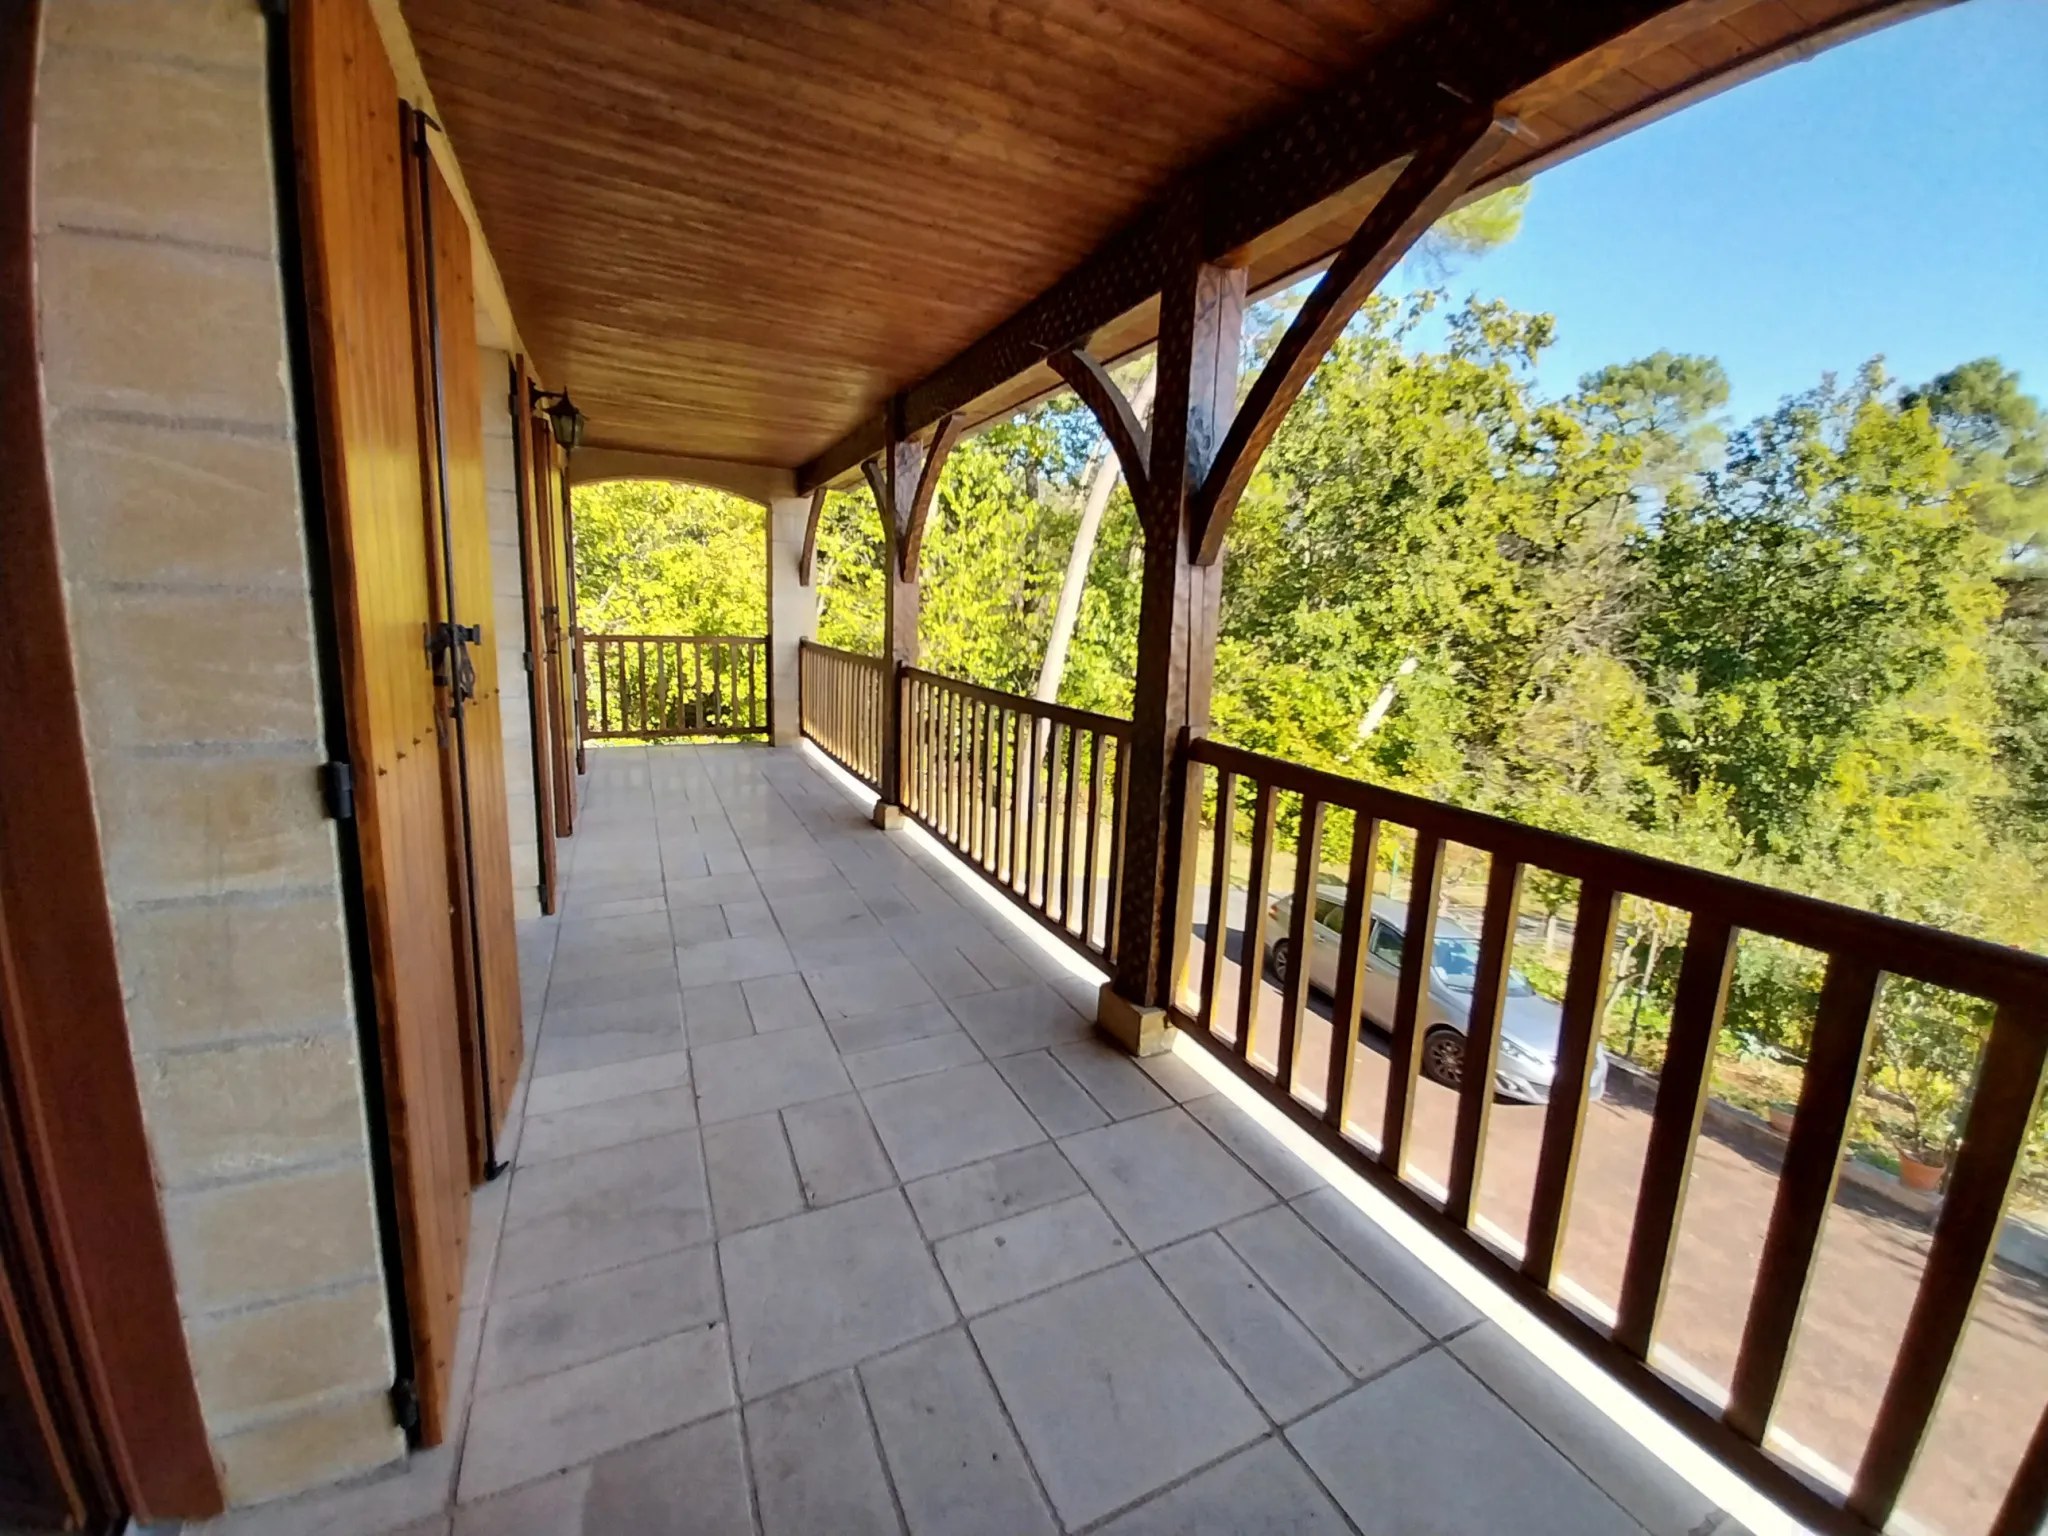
(797, 484, 827, 586)
(1049, 114, 1507, 568)
(860, 411, 963, 581)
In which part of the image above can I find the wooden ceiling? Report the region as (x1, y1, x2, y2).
(403, 0, 1929, 480)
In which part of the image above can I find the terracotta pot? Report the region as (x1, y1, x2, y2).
(1766, 1105, 1797, 1134)
(1897, 1153, 1947, 1192)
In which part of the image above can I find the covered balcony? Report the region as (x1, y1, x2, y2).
(3, 0, 2041, 1534)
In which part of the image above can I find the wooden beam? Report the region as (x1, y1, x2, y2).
(798, 0, 1691, 492)
(1047, 350, 1152, 497)
(1190, 115, 1506, 563)
(797, 484, 827, 587)
(901, 412, 963, 578)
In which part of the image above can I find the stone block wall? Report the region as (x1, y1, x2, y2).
(32, 0, 401, 1505)
(767, 494, 818, 746)
(481, 345, 544, 919)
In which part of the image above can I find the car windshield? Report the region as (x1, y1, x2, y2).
(1430, 936, 1534, 997)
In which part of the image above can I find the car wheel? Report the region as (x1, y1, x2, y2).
(1421, 1026, 1465, 1090)
(1267, 938, 1292, 985)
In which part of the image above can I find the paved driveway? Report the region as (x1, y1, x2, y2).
(1190, 902, 2048, 1536)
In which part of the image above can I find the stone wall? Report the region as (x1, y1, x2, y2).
(481, 345, 544, 919)
(32, 0, 401, 1504)
(767, 494, 818, 746)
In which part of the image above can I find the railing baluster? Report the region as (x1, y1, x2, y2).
(1725, 954, 1881, 1443)
(1991, 1401, 2048, 1536)
(1023, 716, 1042, 906)
(599, 638, 612, 737)
(975, 700, 990, 866)
(1275, 796, 1325, 1095)
(1447, 856, 1524, 1229)
(1234, 779, 1277, 1061)
(1084, 731, 1106, 949)
(1523, 882, 1620, 1288)
(1614, 913, 1737, 1358)
(1324, 815, 1379, 1132)
(1059, 724, 1081, 930)
(1851, 1002, 2048, 1527)
(1114, 741, 1130, 966)
(694, 639, 705, 733)
(1199, 769, 1236, 1034)
(986, 705, 1001, 872)
(1380, 831, 1443, 1172)
(999, 710, 1016, 885)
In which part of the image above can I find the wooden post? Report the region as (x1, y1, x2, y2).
(862, 405, 960, 827)
(1096, 249, 1244, 1054)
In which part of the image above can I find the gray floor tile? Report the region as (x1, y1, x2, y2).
(936, 1193, 1132, 1314)
(1150, 1233, 1351, 1422)
(904, 1144, 1088, 1242)
(496, 1135, 711, 1296)
(1291, 1187, 1481, 1337)
(668, 872, 763, 908)
(786, 923, 896, 970)
(948, 983, 1091, 1057)
(1095, 1438, 1350, 1536)
(453, 1413, 752, 1536)
(703, 1111, 806, 1234)
(524, 1050, 690, 1117)
(1049, 1037, 1172, 1119)
(784, 1093, 896, 1207)
(746, 1370, 900, 1536)
(681, 981, 753, 1047)
(456, 1328, 735, 1503)
(1061, 1108, 1275, 1251)
(844, 1030, 986, 1088)
(994, 1050, 1110, 1136)
(673, 934, 797, 989)
(863, 1329, 1057, 1536)
(477, 1245, 722, 1391)
(1186, 1091, 1326, 1199)
(1451, 1321, 1728, 1536)
(545, 964, 680, 1012)
(861, 1061, 1046, 1180)
(720, 1189, 956, 1397)
(1289, 1349, 1641, 1536)
(519, 1083, 696, 1163)
(671, 904, 732, 945)
(970, 1261, 1266, 1529)
(828, 1000, 963, 1056)
(768, 887, 874, 933)
(742, 971, 823, 1032)
(1136, 1047, 1222, 1102)
(896, 940, 996, 998)
(531, 1027, 681, 1079)
(805, 956, 941, 1020)
(692, 1024, 852, 1123)
(1220, 1205, 1426, 1377)
(721, 896, 777, 937)
(954, 936, 1041, 990)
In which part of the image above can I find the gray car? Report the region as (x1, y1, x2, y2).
(1265, 887, 1608, 1106)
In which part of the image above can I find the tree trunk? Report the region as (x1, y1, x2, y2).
(1035, 367, 1157, 703)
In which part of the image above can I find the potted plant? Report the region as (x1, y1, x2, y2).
(1766, 1100, 1798, 1134)
(1883, 1071, 1960, 1193)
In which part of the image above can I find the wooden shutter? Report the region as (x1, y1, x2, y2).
(531, 426, 578, 833)
(511, 356, 559, 912)
(291, 0, 469, 1445)
(404, 132, 525, 1174)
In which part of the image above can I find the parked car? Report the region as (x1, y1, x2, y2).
(1265, 887, 1608, 1106)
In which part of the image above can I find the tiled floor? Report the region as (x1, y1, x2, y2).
(193, 744, 1752, 1536)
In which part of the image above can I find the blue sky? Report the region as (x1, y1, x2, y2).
(1398, 0, 2048, 429)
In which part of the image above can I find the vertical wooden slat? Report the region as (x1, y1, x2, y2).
(1990, 1401, 2048, 1536)
(1199, 769, 1236, 1033)
(999, 710, 1015, 884)
(598, 640, 611, 737)
(1323, 816, 1379, 1131)
(694, 638, 705, 733)
(1233, 779, 1277, 1060)
(1059, 725, 1081, 929)
(1105, 736, 1128, 965)
(1725, 955, 1882, 1442)
(1523, 882, 1620, 1288)
(985, 704, 1000, 870)
(1023, 716, 1042, 905)
(976, 701, 990, 865)
(1380, 832, 1444, 1171)
(1084, 732, 1106, 950)
(1851, 1003, 2048, 1526)
(1275, 798, 1325, 1093)
(1446, 856, 1524, 1228)
(1614, 913, 1737, 1358)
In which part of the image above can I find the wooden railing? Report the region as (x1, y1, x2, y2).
(1168, 735, 2048, 1536)
(580, 633, 767, 740)
(902, 669, 1128, 971)
(798, 640, 887, 790)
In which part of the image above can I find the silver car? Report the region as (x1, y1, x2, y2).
(1265, 887, 1608, 1106)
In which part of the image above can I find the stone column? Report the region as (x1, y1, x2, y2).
(766, 493, 816, 746)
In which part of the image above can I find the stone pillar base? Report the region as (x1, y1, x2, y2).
(1097, 984, 1176, 1057)
(770, 725, 801, 748)
(871, 802, 904, 831)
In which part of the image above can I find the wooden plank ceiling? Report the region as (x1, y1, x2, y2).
(404, 0, 1925, 477)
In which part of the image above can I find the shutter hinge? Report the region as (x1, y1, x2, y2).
(389, 1378, 420, 1435)
(320, 761, 355, 822)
